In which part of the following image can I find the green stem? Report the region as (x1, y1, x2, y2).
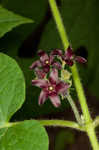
(0, 120, 83, 131)
(71, 65, 91, 123)
(48, 0, 69, 49)
(39, 120, 84, 131)
(66, 94, 82, 125)
(86, 124, 99, 150)
(0, 120, 84, 131)
(93, 116, 99, 128)
(48, 0, 99, 149)
(0, 122, 20, 129)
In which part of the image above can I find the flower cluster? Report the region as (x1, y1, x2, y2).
(30, 46, 87, 107)
(30, 50, 61, 79)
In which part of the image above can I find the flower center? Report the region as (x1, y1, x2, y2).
(45, 60, 49, 65)
(48, 86, 54, 91)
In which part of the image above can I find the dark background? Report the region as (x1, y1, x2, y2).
(0, 0, 99, 149)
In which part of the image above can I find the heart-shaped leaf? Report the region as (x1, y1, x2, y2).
(0, 53, 25, 124)
(0, 120, 49, 150)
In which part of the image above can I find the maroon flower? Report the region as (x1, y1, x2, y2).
(30, 50, 62, 78)
(52, 46, 87, 66)
(32, 69, 69, 107)
(63, 46, 87, 66)
(35, 68, 46, 79)
(51, 49, 63, 56)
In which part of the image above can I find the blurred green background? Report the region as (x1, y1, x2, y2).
(0, 0, 99, 149)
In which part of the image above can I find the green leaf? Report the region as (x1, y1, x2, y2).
(2, 0, 46, 20)
(1, 0, 48, 48)
(0, 128, 7, 139)
(0, 120, 49, 150)
(0, 53, 25, 123)
(0, 5, 33, 38)
(2, 0, 47, 22)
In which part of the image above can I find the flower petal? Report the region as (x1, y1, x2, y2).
(56, 81, 69, 95)
(38, 90, 48, 105)
(65, 59, 74, 66)
(35, 68, 46, 79)
(38, 50, 49, 63)
(32, 79, 48, 88)
(52, 61, 62, 70)
(49, 95, 61, 107)
(75, 56, 87, 63)
(51, 49, 63, 56)
(29, 60, 41, 69)
(38, 50, 45, 56)
(65, 46, 74, 59)
(43, 65, 50, 73)
(49, 68, 58, 84)
(49, 55, 54, 64)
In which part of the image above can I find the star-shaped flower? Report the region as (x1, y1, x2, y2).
(32, 69, 69, 107)
(51, 46, 87, 66)
(30, 50, 61, 78)
(62, 46, 87, 66)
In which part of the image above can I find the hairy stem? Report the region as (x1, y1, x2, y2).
(48, 0, 99, 149)
(39, 120, 84, 131)
(71, 65, 91, 122)
(86, 124, 99, 150)
(48, 0, 69, 49)
(66, 94, 82, 125)
(0, 120, 84, 131)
